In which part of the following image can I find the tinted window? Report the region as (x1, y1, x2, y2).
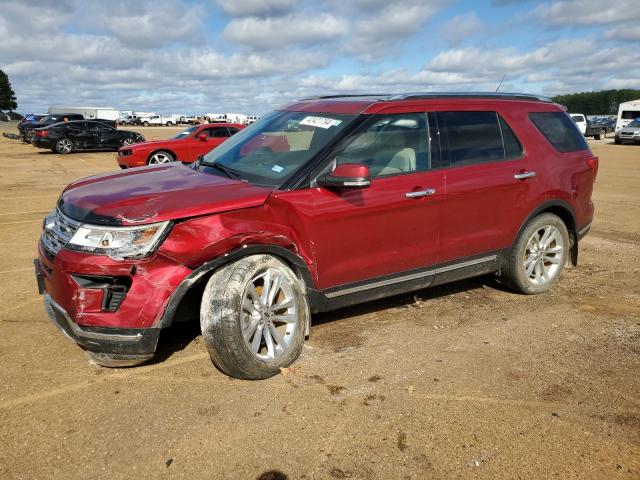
(227, 127, 240, 135)
(499, 117, 523, 160)
(89, 121, 111, 131)
(621, 110, 640, 120)
(207, 127, 229, 138)
(571, 115, 585, 122)
(529, 112, 588, 153)
(437, 111, 504, 167)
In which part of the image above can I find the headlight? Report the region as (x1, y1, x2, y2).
(68, 221, 170, 260)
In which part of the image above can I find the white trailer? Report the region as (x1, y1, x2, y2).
(48, 106, 119, 121)
(615, 100, 640, 131)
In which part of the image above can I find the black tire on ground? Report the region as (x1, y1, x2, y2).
(500, 213, 570, 295)
(615, 138, 621, 144)
(200, 254, 309, 380)
(142, 121, 149, 126)
(595, 129, 605, 140)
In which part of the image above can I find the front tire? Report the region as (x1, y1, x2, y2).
(122, 137, 135, 146)
(147, 150, 174, 164)
(55, 138, 73, 154)
(200, 254, 308, 380)
(501, 213, 569, 294)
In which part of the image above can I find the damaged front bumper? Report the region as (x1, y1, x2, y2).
(42, 292, 160, 358)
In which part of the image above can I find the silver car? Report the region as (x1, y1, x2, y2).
(615, 120, 640, 145)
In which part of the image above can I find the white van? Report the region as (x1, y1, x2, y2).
(615, 100, 640, 132)
(570, 113, 587, 135)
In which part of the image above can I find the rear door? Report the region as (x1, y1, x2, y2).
(68, 121, 93, 149)
(436, 110, 540, 263)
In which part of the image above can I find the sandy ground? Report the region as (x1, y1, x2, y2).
(0, 121, 638, 480)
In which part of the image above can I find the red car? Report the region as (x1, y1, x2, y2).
(116, 123, 245, 168)
(36, 93, 597, 379)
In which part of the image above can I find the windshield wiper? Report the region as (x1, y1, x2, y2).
(200, 160, 243, 180)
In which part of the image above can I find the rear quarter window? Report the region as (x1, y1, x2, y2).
(529, 112, 588, 153)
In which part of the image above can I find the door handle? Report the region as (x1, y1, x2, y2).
(514, 171, 536, 180)
(405, 188, 436, 198)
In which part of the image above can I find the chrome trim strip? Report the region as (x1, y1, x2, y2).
(45, 294, 142, 342)
(325, 255, 498, 298)
(577, 222, 591, 236)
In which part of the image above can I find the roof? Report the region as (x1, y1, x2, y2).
(285, 92, 555, 114)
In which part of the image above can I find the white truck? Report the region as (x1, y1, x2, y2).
(569, 113, 587, 135)
(48, 106, 119, 122)
(615, 99, 640, 132)
(138, 114, 181, 126)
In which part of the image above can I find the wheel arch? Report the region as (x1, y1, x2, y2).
(514, 200, 578, 266)
(156, 244, 314, 332)
(147, 148, 177, 164)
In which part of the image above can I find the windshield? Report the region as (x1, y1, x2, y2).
(173, 126, 198, 139)
(199, 110, 356, 187)
(627, 120, 640, 128)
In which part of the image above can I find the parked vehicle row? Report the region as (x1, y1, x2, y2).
(36, 92, 598, 380)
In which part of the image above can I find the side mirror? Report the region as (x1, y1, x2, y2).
(317, 163, 371, 189)
(198, 133, 208, 142)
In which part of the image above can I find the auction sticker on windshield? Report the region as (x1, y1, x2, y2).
(299, 116, 343, 129)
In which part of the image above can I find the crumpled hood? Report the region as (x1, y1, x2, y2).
(59, 164, 272, 226)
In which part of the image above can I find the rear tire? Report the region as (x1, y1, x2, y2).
(501, 213, 569, 295)
(200, 254, 308, 380)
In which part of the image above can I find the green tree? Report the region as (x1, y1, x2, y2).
(0, 70, 18, 111)
(551, 89, 640, 115)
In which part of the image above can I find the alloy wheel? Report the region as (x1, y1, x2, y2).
(122, 137, 135, 146)
(56, 139, 73, 153)
(148, 153, 172, 164)
(241, 268, 298, 362)
(523, 225, 565, 286)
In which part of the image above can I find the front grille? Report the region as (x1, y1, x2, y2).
(41, 210, 80, 256)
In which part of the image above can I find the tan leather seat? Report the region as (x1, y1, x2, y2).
(370, 131, 416, 176)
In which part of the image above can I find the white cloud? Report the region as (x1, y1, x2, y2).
(222, 13, 348, 49)
(531, 0, 640, 27)
(217, 0, 297, 17)
(440, 12, 484, 45)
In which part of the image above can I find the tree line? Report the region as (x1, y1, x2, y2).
(0, 69, 18, 111)
(551, 89, 640, 116)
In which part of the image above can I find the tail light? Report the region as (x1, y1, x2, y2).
(36, 130, 49, 137)
(586, 156, 598, 177)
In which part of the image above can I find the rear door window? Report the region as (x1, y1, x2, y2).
(437, 111, 505, 167)
(529, 112, 588, 153)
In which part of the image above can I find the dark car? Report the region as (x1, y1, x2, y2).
(36, 92, 598, 379)
(20, 113, 84, 142)
(31, 120, 144, 154)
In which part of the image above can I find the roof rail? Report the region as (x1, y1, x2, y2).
(299, 92, 553, 103)
(299, 93, 393, 100)
(388, 92, 553, 102)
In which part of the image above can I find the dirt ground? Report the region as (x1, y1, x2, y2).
(0, 121, 638, 480)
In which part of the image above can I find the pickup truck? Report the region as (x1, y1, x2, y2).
(584, 119, 614, 140)
(139, 115, 179, 126)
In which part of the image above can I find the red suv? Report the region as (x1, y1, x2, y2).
(116, 123, 245, 168)
(36, 93, 598, 379)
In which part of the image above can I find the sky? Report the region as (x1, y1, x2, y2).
(1, 0, 639, 115)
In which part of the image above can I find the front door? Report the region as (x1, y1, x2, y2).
(304, 112, 445, 290)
